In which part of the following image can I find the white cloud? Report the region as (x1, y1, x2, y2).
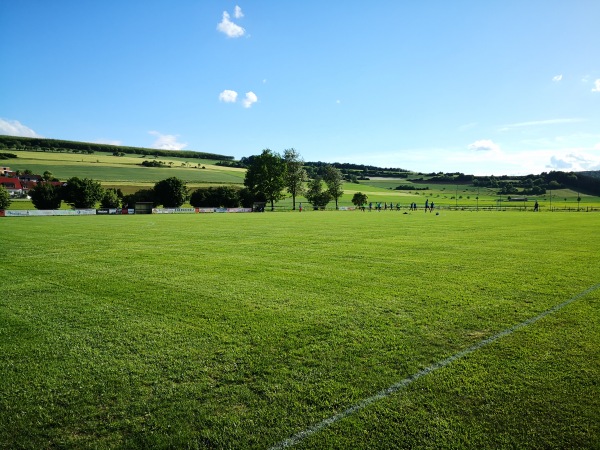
(234, 5, 244, 19)
(552, 74, 563, 82)
(548, 156, 572, 169)
(592, 79, 600, 92)
(242, 91, 258, 108)
(217, 11, 245, 38)
(468, 139, 500, 152)
(547, 152, 600, 171)
(219, 90, 238, 103)
(148, 131, 188, 150)
(0, 118, 42, 137)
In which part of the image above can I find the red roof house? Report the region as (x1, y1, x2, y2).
(0, 176, 24, 197)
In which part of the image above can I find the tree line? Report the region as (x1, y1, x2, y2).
(2, 148, 345, 211)
(243, 149, 344, 210)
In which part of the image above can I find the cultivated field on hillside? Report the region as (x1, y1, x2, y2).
(5, 150, 245, 185)
(1, 211, 598, 448)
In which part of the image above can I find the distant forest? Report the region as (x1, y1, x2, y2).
(0, 135, 234, 161)
(217, 156, 413, 179)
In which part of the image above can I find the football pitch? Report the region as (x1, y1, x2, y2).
(1, 211, 599, 449)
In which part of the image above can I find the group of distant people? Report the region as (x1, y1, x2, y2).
(361, 201, 435, 212)
(364, 202, 401, 211)
(357, 198, 543, 213)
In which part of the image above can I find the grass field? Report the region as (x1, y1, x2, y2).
(1, 211, 598, 449)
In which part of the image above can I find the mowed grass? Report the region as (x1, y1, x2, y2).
(1, 211, 599, 449)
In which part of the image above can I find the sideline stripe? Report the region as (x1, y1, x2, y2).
(269, 283, 600, 450)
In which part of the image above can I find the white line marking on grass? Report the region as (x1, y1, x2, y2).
(269, 283, 600, 450)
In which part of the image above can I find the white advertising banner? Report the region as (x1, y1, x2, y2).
(227, 208, 252, 213)
(152, 208, 197, 214)
(1, 209, 97, 217)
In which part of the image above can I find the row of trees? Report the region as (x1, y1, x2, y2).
(3, 148, 345, 211)
(243, 149, 344, 210)
(26, 178, 118, 210)
(22, 176, 191, 210)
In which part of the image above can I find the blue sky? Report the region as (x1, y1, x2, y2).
(1, 1, 599, 175)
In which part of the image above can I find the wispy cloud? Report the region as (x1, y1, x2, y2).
(467, 139, 500, 152)
(148, 131, 188, 150)
(458, 122, 477, 132)
(499, 118, 585, 131)
(0, 118, 42, 137)
(552, 74, 563, 82)
(242, 91, 258, 108)
(217, 9, 245, 38)
(592, 79, 600, 93)
(219, 90, 238, 103)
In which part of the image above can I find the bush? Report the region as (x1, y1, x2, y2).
(100, 189, 121, 208)
(122, 189, 157, 208)
(190, 186, 242, 208)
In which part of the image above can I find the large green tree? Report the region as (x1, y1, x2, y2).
(61, 177, 104, 208)
(244, 149, 286, 211)
(351, 192, 368, 208)
(153, 177, 188, 207)
(0, 185, 11, 210)
(283, 148, 307, 210)
(323, 164, 344, 210)
(305, 176, 331, 210)
(29, 182, 62, 209)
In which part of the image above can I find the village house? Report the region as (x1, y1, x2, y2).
(0, 176, 24, 197)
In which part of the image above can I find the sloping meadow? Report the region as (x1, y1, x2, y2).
(1, 211, 598, 448)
